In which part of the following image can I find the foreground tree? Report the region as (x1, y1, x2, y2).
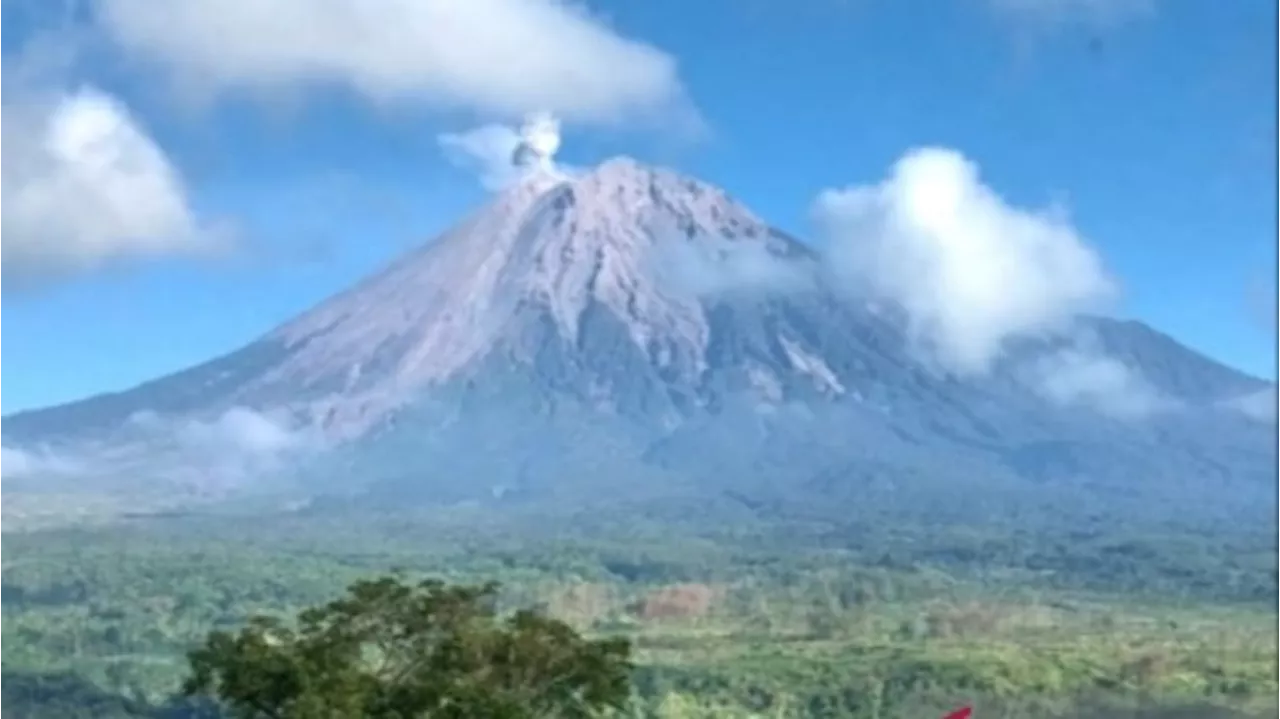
(181, 576, 633, 719)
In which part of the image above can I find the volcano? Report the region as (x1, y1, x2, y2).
(3, 158, 1275, 528)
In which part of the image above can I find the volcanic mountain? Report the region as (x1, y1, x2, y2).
(3, 158, 1275, 528)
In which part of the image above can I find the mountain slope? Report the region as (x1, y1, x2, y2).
(2, 158, 1274, 529)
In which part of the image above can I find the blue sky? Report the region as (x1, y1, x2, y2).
(1, 0, 1276, 414)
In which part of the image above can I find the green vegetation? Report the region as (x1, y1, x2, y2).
(182, 576, 632, 718)
(2, 506, 1276, 717)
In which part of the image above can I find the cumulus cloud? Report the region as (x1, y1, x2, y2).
(986, 0, 1156, 29)
(438, 112, 571, 191)
(92, 0, 695, 126)
(1, 86, 215, 291)
(814, 147, 1115, 375)
(1023, 349, 1172, 419)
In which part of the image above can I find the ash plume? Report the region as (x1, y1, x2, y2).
(511, 112, 562, 170)
(439, 111, 569, 190)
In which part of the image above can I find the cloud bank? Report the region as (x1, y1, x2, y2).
(1, 86, 214, 291)
(93, 0, 695, 126)
(814, 147, 1116, 376)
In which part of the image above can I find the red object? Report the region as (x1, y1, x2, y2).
(941, 708, 972, 719)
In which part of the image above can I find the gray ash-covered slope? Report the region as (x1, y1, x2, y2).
(3, 158, 1274, 525)
(5, 159, 828, 441)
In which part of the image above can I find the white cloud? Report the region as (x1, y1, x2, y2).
(0, 445, 86, 479)
(986, 0, 1156, 29)
(1, 408, 322, 496)
(0, 445, 38, 473)
(124, 406, 319, 461)
(510, 112, 563, 170)
(438, 124, 525, 190)
(126, 406, 323, 485)
(1023, 349, 1171, 419)
(1, 86, 212, 290)
(439, 112, 571, 191)
(174, 407, 313, 456)
(1221, 386, 1278, 423)
(814, 147, 1115, 375)
(655, 237, 813, 299)
(93, 0, 695, 126)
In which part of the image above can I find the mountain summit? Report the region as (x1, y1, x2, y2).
(261, 157, 798, 435)
(3, 158, 1274, 528)
(5, 158, 821, 441)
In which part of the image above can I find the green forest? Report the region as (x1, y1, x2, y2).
(2, 504, 1276, 718)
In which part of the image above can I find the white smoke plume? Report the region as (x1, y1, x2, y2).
(511, 112, 562, 170)
(439, 111, 572, 191)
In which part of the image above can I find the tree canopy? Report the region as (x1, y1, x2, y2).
(181, 576, 634, 719)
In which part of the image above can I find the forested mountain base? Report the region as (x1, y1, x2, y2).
(2, 506, 1276, 718)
